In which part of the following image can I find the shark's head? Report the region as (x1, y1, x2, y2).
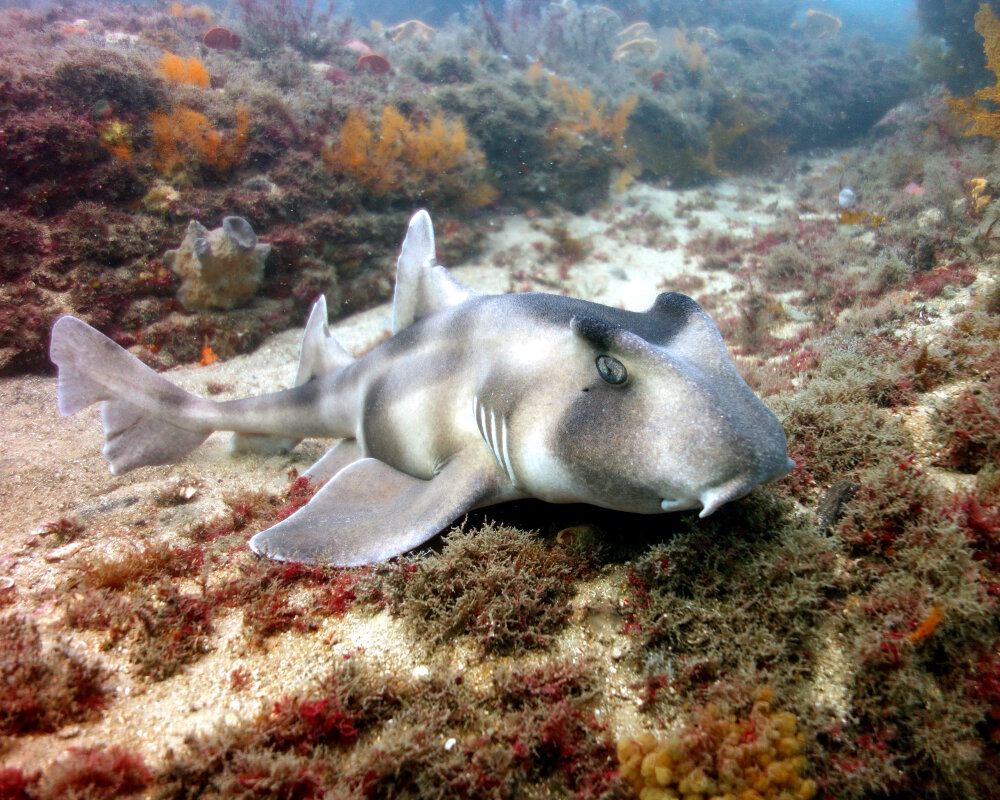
(501, 292, 794, 518)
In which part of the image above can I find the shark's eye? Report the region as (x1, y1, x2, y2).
(596, 355, 627, 385)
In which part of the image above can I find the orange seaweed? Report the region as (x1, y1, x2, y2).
(322, 106, 495, 206)
(544, 74, 637, 154)
(151, 104, 250, 180)
(907, 604, 943, 644)
(158, 52, 210, 87)
(199, 345, 218, 366)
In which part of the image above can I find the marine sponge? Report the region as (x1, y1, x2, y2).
(618, 687, 816, 800)
(163, 216, 271, 310)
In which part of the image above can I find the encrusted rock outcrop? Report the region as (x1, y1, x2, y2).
(164, 216, 270, 310)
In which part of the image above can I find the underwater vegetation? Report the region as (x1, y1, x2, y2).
(321, 106, 496, 209)
(2, 744, 152, 800)
(157, 52, 210, 87)
(0, 0, 917, 374)
(365, 524, 602, 654)
(150, 104, 250, 182)
(152, 655, 626, 800)
(916, 0, 998, 93)
(946, 4, 1000, 140)
(0, 613, 108, 737)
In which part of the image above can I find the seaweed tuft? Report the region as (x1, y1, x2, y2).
(0, 613, 108, 736)
(373, 523, 601, 653)
(39, 745, 151, 800)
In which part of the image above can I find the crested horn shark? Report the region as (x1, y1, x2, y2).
(50, 210, 794, 566)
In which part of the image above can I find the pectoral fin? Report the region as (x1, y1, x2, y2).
(302, 438, 363, 484)
(249, 454, 494, 566)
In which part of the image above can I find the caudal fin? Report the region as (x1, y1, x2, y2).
(50, 316, 211, 474)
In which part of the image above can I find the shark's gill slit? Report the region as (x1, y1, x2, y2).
(500, 416, 516, 485)
(473, 395, 484, 438)
(488, 408, 507, 475)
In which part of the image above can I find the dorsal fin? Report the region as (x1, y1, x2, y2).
(294, 295, 353, 384)
(391, 210, 474, 333)
(231, 295, 352, 456)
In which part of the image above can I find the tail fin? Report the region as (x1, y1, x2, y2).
(50, 316, 211, 474)
(230, 295, 353, 455)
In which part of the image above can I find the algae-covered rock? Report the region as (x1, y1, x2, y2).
(163, 217, 271, 310)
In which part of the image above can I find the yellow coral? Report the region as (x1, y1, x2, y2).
(151, 104, 249, 180)
(618, 22, 654, 41)
(158, 52, 210, 87)
(618, 688, 816, 800)
(612, 37, 660, 62)
(388, 19, 435, 43)
(947, 4, 1000, 140)
(799, 9, 842, 40)
(322, 106, 495, 206)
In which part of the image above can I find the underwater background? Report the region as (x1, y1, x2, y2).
(1, 0, 1000, 798)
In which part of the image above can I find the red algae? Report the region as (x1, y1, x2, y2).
(0, 614, 108, 735)
(40, 746, 151, 800)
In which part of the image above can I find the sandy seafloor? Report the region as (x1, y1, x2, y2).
(0, 167, 985, 785)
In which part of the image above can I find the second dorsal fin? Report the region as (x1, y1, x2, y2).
(231, 295, 352, 455)
(294, 294, 353, 383)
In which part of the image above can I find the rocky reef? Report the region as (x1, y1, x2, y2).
(0, 0, 920, 373)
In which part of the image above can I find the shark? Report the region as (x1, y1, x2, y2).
(50, 210, 795, 566)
